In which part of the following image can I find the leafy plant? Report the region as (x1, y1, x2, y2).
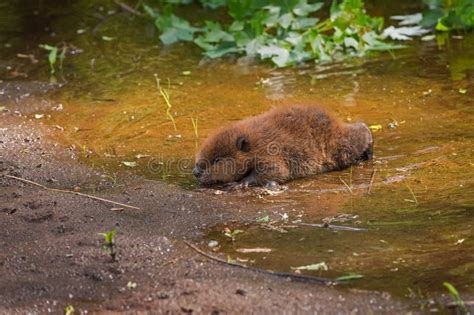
(143, 0, 404, 67)
(421, 0, 474, 31)
(443, 281, 467, 313)
(39, 44, 67, 73)
(98, 228, 117, 262)
(223, 227, 243, 241)
(64, 305, 75, 315)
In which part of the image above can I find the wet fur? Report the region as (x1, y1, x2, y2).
(194, 105, 373, 186)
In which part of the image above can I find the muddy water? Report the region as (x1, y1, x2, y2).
(1, 0, 473, 303)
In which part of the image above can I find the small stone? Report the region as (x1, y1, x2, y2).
(208, 240, 219, 248)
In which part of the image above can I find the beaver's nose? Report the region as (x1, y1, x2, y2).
(192, 167, 202, 178)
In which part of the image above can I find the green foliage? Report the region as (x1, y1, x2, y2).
(39, 44, 58, 73)
(443, 281, 467, 312)
(39, 44, 67, 74)
(98, 228, 117, 261)
(421, 0, 474, 31)
(142, 0, 404, 67)
(64, 305, 75, 315)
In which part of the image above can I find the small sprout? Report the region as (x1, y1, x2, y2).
(223, 227, 243, 241)
(182, 70, 191, 75)
(127, 281, 137, 289)
(227, 255, 236, 263)
(256, 215, 270, 223)
(64, 305, 75, 315)
(443, 282, 466, 312)
(76, 29, 86, 34)
(458, 88, 467, 94)
(39, 44, 58, 73)
(101, 36, 115, 41)
(368, 124, 383, 132)
(122, 161, 138, 167)
(98, 228, 117, 262)
(59, 46, 67, 70)
(291, 262, 328, 271)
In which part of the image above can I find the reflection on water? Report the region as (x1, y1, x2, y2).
(1, 0, 473, 303)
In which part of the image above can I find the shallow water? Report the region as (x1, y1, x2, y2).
(1, 0, 473, 304)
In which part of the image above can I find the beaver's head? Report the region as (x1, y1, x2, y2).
(193, 128, 254, 185)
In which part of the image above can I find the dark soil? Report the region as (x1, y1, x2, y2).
(1, 98, 410, 314)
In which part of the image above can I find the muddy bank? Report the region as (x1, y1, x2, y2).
(0, 104, 414, 314)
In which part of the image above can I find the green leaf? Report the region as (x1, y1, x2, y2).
(292, 17, 318, 30)
(279, 13, 293, 29)
(204, 42, 240, 58)
(202, 21, 233, 42)
(160, 28, 180, 45)
(435, 19, 450, 31)
(155, 14, 199, 45)
(143, 4, 159, 18)
(293, 0, 323, 17)
(229, 20, 245, 32)
(98, 229, 116, 245)
(258, 44, 292, 67)
(335, 274, 364, 281)
(194, 35, 216, 50)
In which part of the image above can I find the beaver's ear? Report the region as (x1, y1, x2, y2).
(236, 136, 250, 152)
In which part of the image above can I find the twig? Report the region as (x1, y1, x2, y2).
(113, 0, 144, 16)
(367, 168, 377, 194)
(297, 222, 368, 232)
(183, 240, 336, 285)
(339, 177, 353, 194)
(5, 175, 140, 210)
(406, 183, 418, 205)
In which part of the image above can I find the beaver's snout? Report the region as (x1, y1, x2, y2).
(192, 166, 203, 178)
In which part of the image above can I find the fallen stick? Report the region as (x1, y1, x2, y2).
(113, 0, 144, 16)
(4, 174, 140, 210)
(183, 240, 336, 285)
(297, 222, 368, 232)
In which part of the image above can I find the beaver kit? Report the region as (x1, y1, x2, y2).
(194, 105, 373, 186)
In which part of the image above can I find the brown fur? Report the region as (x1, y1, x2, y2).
(193, 105, 373, 186)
